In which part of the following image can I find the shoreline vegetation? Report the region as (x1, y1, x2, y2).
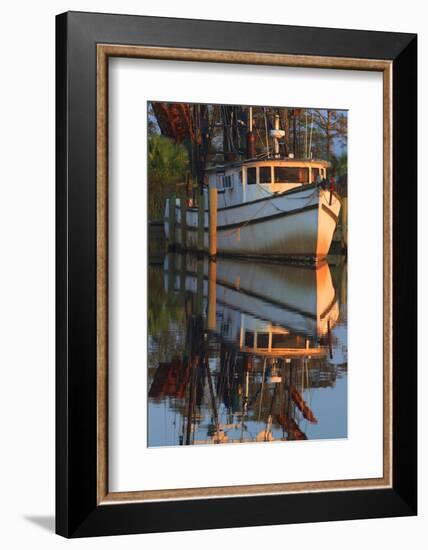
(148, 103, 347, 222)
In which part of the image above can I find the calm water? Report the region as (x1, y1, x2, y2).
(148, 252, 347, 447)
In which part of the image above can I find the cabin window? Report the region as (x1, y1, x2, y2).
(257, 333, 269, 348)
(244, 331, 254, 347)
(311, 168, 320, 182)
(271, 333, 305, 349)
(247, 167, 257, 185)
(259, 166, 272, 184)
(223, 175, 233, 188)
(274, 167, 309, 184)
(221, 321, 231, 336)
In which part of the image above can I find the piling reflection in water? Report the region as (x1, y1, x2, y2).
(148, 254, 347, 446)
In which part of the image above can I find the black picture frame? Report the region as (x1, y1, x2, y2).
(56, 11, 417, 538)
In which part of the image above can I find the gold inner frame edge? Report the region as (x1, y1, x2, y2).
(96, 44, 393, 504)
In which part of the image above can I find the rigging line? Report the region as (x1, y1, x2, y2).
(301, 358, 305, 394)
(227, 108, 241, 156)
(306, 358, 313, 413)
(256, 127, 266, 151)
(217, 353, 227, 403)
(191, 357, 201, 444)
(185, 357, 196, 445)
(305, 110, 308, 159)
(308, 110, 314, 159)
(247, 381, 263, 408)
(257, 358, 267, 422)
(232, 110, 240, 154)
(228, 109, 233, 151)
(240, 368, 250, 443)
(205, 357, 221, 443)
(264, 384, 278, 441)
(255, 181, 318, 201)
(164, 397, 167, 444)
(221, 106, 227, 151)
(218, 197, 272, 237)
(264, 108, 270, 157)
(219, 186, 318, 238)
(226, 354, 232, 416)
(270, 188, 319, 211)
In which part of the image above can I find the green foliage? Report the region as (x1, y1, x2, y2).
(148, 135, 189, 220)
(331, 152, 348, 177)
(148, 267, 184, 335)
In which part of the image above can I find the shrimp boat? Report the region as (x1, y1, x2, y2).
(163, 108, 341, 263)
(166, 157, 340, 261)
(164, 254, 339, 353)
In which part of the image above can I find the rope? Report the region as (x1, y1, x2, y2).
(256, 182, 318, 201)
(219, 198, 271, 237)
(269, 188, 319, 212)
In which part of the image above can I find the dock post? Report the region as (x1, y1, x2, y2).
(180, 198, 187, 250)
(207, 259, 217, 331)
(209, 187, 218, 258)
(168, 194, 176, 248)
(198, 191, 205, 252)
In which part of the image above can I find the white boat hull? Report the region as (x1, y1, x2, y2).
(164, 255, 339, 338)
(165, 184, 341, 260)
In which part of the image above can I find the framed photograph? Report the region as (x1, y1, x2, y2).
(56, 11, 417, 537)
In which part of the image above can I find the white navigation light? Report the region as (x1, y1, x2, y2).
(270, 129, 285, 139)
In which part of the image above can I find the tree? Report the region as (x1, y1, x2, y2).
(148, 135, 189, 220)
(311, 109, 347, 160)
(331, 152, 348, 177)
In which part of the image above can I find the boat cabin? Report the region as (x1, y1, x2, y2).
(205, 158, 330, 208)
(238, 319, 325, 358)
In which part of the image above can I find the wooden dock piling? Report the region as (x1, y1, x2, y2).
(207, 259, 217, 331)
(168, 193, 176, 247)
(209, 187, 217, 258)
(198, 192, 205, 251)
(180, 198, 187, 249)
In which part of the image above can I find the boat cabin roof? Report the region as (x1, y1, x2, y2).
(205, 157, 331, 173)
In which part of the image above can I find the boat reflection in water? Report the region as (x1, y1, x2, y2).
(148, 254, 347, 447)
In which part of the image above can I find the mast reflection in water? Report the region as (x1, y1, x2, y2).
(148, 254, 347, 446)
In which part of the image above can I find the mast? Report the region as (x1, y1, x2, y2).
(293, 110, 297, 157)
(246, 106, 256, 159)
(270, 114, 285, 159)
